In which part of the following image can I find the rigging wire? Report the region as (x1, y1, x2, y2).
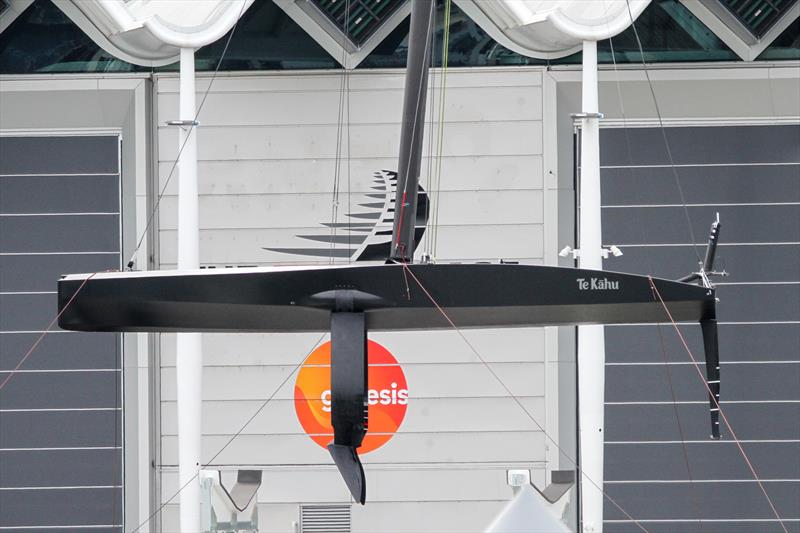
(422, 2, 439, 258)
(624, 0, 702, 265)
(605, 22, 702, 523)
(0, 273, 97, 392)
(129, 333, 328, 533)
(127, 0, 248, 270)
(330, 0, 352, 264)
(653, 317, 704, 524)
(399, 262, 651, 533)
(648, 278, 790, 533)
(431, 0, 452, 259)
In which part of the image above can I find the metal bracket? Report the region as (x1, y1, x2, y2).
(558, 245, 623, 259)
(166, 119, 200, 127)
(200, 469, 261, 533)
(570, 112, 605, 120)
(537, 470, 575, 504)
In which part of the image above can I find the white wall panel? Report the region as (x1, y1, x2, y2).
(160, 397, 546, 436)
(158, 155, 543, 195)
(160, 500, 513, 533)
(155, 68, 542, 94)
(154, 67, 555, 525)
(159, 328, 546, 366)
(156, 190, 543, 229)
(160, 363, 544, 401)
(160, 431, 546, 466)
(160, 468, 533, 505)
(157, 86, 542, 126)
(157, 121, 541, 161)
(158, 224, 544, 264)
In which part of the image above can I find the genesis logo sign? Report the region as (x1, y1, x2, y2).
(294, 340, 408, 454)
(265, 170, 428, 261)
(576, 277, 620, 290)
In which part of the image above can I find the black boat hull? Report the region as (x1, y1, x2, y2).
(58, 263, 715, 333)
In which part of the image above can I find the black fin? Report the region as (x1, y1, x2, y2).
(328, 443, 366, 504)
(701, 318, 721, 439)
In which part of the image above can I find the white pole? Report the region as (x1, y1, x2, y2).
(176, 47, 203, 533)
(577, 39, 605, 533)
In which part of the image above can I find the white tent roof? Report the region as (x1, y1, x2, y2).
(52, 0, 254, 66)
(454, 0, 651, 59)
(485, 485, 571, 533)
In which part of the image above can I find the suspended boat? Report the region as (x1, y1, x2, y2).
(57, 0, 723, 508)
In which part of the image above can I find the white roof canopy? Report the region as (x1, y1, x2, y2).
(52, 0, 254, 66)
(454, 0, 651, 59)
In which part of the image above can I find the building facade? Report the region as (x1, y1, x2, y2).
(0, 1, 798, 532)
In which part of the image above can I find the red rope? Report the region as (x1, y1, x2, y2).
(401, 262, 651, 533)
(0, 273, 96, 392)
(648, 276, 789, 533)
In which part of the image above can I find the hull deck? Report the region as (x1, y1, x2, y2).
(58, 263, 715, 333)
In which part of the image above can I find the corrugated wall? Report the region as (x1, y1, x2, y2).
(0, 135, 123, 531)
(599, 124, 800, 533)
(153, 68, 558, 531)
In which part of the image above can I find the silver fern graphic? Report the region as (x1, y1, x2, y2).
(265, 170, 428, 261)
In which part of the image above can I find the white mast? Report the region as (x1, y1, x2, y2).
(176, 47, 203, 533)
(577, 40, 606, 533)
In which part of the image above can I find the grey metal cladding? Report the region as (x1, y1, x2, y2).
(603, 482, 799, 521)
(606, 362, 800, 403)
(0, 448, 122, 487)
(606, 441, 800, 481)
(0, 254, 119, 292)
(0, 134, 121, 531)
(0, 487, 122, 527)
(714, 284, 800, 322)
(605, 522, 799, 533)
(0, 410, 121, 448)
(606, 323, 800, 363)
(599, 124, 799, 526)
(0, 529, 121, 533)
(1, 293, 60, 331)
(601, 164, 800, 206)
(0, 136, 119, 175)
(0, 332, 119, 370)
(604, 245, 800, 283)
(601, 204, 800, 244)
(0, 175, 120, 214)
(0, 215, 120, 253)
(0, 370, 120, 409)
(605, 403, 800, 441)
(600, 125, 800, 166)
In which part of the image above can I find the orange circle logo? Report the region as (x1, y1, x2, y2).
(294, 340, 408, 454)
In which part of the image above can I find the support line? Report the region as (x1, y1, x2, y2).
(648, 277, 789, 533)
(400, 262, 650, 533)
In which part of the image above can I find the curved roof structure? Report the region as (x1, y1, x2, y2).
(53, 0, 254, 66)
(453, 0, 651, 59)
(0, 0, 794, 68)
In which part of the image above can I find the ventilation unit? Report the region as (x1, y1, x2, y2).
(300, 504, 351, 533)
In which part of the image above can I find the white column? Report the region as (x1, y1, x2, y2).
(176, 47, 203, 533)
(577, 40, 605, 533)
